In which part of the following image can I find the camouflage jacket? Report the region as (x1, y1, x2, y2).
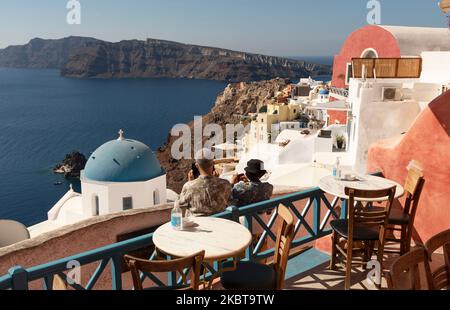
(175, 176, 232, 216)
(231, 181, 274, 207)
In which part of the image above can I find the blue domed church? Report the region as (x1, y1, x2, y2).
(31, 131, 168, 235)
(80, 130, 167, 218)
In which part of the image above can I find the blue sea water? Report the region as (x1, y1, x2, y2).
(0, 68, 227, 226)
(0, 67, 332, 227)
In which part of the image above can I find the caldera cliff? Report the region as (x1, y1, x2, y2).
(157, 78, 289, 193)
(59, 38, 330, 82)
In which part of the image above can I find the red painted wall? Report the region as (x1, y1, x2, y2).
(328, 25, 402, 125)
(327, 101, 348, 125)
(331, 25, 401, 88)
(367, 91, 450, 243)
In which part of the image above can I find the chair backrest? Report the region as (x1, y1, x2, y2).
(124, 250, 205, 290)
(0, 220, 30, 248)
(387, 246, 433, 290)
(345, 186, 396, 236)
(403, 163, 425, 221)
(273, 204, 295, 290)
(425, 229, 450, 290)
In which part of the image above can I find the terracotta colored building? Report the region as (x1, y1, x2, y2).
(329, 25, 450, 125)
(315, 25, 450, 252)
(367, 91, 450, 243)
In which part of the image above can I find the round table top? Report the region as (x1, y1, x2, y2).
(153, 217, 252, 261)
(319, 174, 404, 202)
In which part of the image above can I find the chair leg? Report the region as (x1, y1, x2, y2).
(368, 241, 375, 260)
(402, 225, 412, 255)
(376, 239, 386, 290)
(345, 242, 353, 290)
(330, 230, 338, 270)
(362, 241, 375, 270)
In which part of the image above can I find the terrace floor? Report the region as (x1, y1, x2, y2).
(213, 242, 443, 290)
(284, 248, 388, 290)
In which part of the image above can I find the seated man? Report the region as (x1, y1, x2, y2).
(175, 150, 231, 216)
(231, 159, 274, 207)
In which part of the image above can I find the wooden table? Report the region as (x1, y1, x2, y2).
(153, 217, 252, 288)
(319, 173, 404, 202)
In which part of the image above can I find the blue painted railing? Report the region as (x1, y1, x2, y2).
(0, 184, 354, 290)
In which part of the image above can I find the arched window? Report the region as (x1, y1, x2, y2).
(153, 190, 160, 206)
(93, 195, 100, 216)
(361, 48, 378, 59)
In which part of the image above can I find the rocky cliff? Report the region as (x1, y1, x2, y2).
(157, 78, 289, 193)
(60, 38, 330, 82)
(0, 37, 101, 68)
(0, 37, 331, 82)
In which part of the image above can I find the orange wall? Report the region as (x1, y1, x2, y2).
(327, 105, 348, 125)
(331, 25, 401, 89)
(316, 92, 450, 253)
(328, 25, 402, 126)
(367, 91, 450, 243)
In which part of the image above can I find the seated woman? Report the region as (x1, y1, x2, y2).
(230, 159, 274, 207)
(231, 159, 274, 250)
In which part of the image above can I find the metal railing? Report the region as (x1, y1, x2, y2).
(329, 87, 349, 98)
(0, 183, 362, 290)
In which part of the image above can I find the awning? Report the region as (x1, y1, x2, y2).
(305, 100, 351, 111)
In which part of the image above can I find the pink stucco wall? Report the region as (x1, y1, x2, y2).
(367, 91, 450, 244)
(315, 92, 450, 253)
(329, 25, 402, 125)
(331, 25, 401, 88)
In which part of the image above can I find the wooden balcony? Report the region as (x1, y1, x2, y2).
(351, 58, 422, 79)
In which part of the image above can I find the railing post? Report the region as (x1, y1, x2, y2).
(226, 206, 240, 223)
(111, 255, 122, 290)
(340, 198, 348, 219)
(9, 266, 29, 290)
(313, 195, 321, 235)
(244, 215, 254, 261)
(167, 255, 177, 287)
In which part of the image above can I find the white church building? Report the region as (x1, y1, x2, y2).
(29, 130, 168, 237)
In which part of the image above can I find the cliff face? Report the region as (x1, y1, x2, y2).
(157, 78, 289, 193)
(0, 37, 331, 82)
(60, 38, 331, 82)
(0, 37, 101, 68)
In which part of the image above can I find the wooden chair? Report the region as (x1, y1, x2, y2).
(220, 204, 295, 290)
(124, 250, 205, 290)
(385, 164, 425, 255)
(425, 228, 450, 290)
(329, 186, 396, 290)
(387, 246, 433, 290)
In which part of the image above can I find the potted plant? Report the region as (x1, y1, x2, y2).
(336, 135, 346, 149)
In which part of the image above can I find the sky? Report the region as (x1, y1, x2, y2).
(0, 0, 446, 56)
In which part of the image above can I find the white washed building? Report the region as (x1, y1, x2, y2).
(29, 131, 168, 237)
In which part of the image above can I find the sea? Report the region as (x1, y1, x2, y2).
(0, 57, 332, 227)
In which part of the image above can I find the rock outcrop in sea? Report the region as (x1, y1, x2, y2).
(158, 78, 290, 193)
(54, 151, 87, 178)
